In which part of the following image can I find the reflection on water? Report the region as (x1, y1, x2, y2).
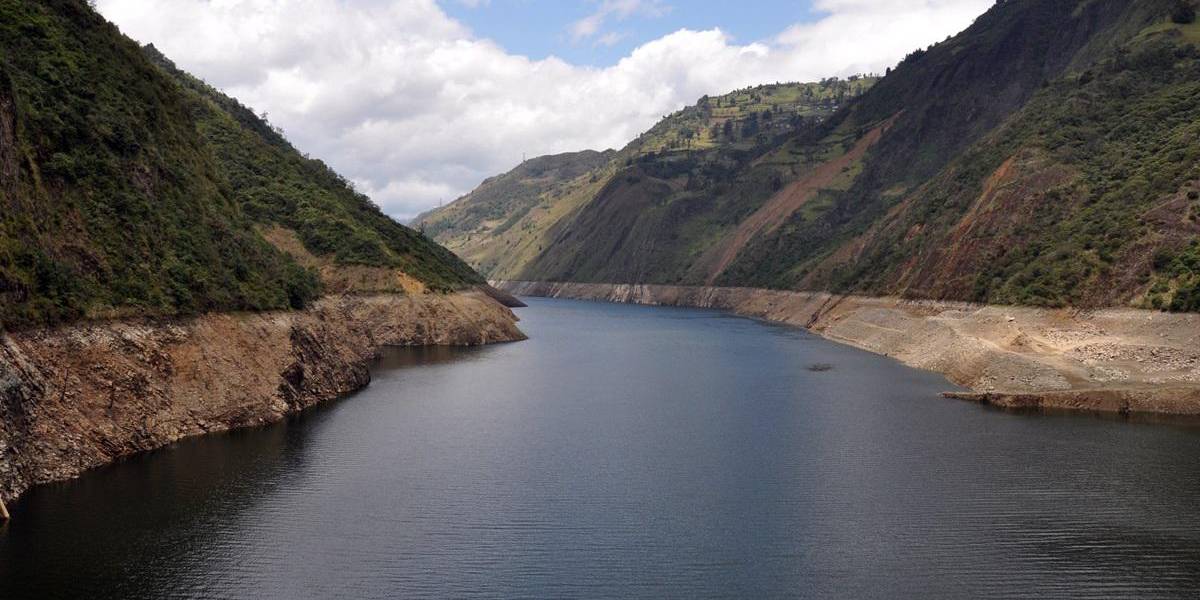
(980, 403, 1200, 428)
(372, 344, 485, 370)
(2, 298, 1200, 599)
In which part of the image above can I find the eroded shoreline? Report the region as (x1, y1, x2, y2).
(495, 280, 1200, 417)
(0, 290, 526, 504)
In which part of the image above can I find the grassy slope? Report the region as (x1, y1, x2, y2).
(418, 78, 876, 279)
(416, 150, 615, 242)
(623, 79, 875, 156)
(0, 0, 478, 329)
(519, 79, 879, 284)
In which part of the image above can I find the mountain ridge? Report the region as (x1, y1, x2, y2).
(423, 0, 1200, 312)
(416, 76, 878, 281)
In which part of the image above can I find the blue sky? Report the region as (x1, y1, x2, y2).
(441, 0, 822, 66)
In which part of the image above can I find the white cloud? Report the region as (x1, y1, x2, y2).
(569, 0, 670, 42)
(96, 0, 992, 222)
(777, 0, 994, 75)
(596, 31, 627, 47)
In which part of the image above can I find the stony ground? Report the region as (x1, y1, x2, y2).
(0, 291, 526, 503)
(497, 280, 1200, 416)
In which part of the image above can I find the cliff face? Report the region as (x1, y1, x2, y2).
(0, 291, 525, 503)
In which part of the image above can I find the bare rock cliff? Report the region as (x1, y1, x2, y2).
(0, 291, 524, 502)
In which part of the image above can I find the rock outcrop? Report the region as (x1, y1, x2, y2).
(0, 291, 525, 503)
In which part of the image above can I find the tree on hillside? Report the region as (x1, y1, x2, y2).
(743, 113, 760, 137)
(723, 119, 735, 139)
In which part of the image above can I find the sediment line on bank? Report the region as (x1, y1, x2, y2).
(495, 280, 1200, 417)
(0, 291, 526, 504)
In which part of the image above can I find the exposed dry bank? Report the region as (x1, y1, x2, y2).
(496, 281, 1200, 417)
(0, 291, 525, 503)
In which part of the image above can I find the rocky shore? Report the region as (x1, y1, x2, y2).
(0, 290, 525, 504)
(495, 281, 1200, 417)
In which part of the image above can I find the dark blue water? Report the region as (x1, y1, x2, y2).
(3, 298, 1200, 599)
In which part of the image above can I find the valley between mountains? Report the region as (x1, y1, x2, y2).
(421, 0, 1200, 416)
(4, 0, 1200, 511)
(495, 281, 1200, 417)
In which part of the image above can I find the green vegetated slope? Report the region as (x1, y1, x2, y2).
(417, 149, 616, 250)
(142, 47, 480, 291)
(0, 0, 478, 329)
(427, 0, 1200, 312)
(415, 78, 876, 280)
(727, 0, 1200, 312)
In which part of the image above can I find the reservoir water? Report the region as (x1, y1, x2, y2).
(2, 298, 1200, 598)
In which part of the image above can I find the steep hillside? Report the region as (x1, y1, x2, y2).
(723, 0, 1200, 311)
(0, 0, 525, 505)
(446, 0, 1200, 313)
(416, 78, 876, 278)
(143, 46, 482, 294)
(0, 0, 480, 329)
(416, 149, 615, 258)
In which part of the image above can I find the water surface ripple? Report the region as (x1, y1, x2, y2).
(2, 298, 1199, 598)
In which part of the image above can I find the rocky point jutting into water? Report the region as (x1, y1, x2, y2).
(0, 1, 528, 507)
(0, 290, 524, 504)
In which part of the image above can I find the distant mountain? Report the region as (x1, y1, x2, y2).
(0, 0, 480, 329)
(414, 77, 877, 280)
(415, 149, 617, 273)
(421, 0, 1200, 312)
